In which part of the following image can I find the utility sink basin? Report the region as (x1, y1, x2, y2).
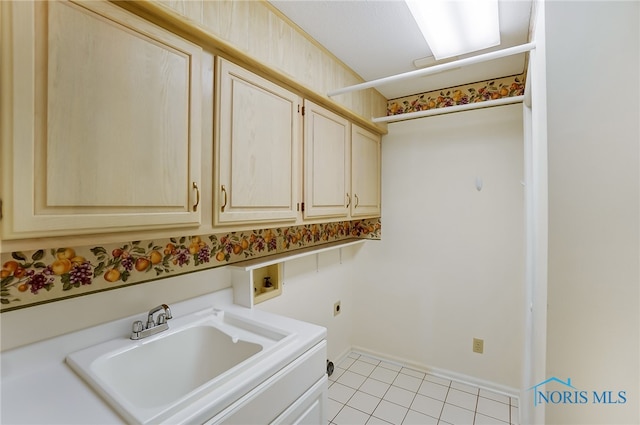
(66, 308, 294, 424)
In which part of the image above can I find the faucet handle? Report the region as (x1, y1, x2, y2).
(131, 320, 144, 339)
(132, 320, 144, 332)
(157, 313, 167, 325)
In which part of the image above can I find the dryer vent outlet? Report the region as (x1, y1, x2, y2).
(326, 360, 335, 376)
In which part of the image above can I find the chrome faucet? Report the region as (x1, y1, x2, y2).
(130, 304, 172, 340)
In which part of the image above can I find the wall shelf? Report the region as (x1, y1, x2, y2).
(230, 238, 366, 307)
(230, 238, 366, 270)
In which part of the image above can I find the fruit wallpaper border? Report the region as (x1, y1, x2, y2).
(0, 218, 381, 312)
(386, 73, 526, 116)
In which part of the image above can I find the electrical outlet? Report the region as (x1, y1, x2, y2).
(333, 301, 341, 316)
(473, 338, 484, 354)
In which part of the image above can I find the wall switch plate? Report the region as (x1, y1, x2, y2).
(473, 338, 484, 354)
(334, 301, 341, 316)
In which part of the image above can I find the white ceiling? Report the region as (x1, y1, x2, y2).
(269, 0, 533, 100)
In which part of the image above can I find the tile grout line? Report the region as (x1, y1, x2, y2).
(341, 358, 386, 423)
(387, 367, 437, 424)
(472, 388, 480, 425)
(336, 362, 431, 424)
(368, 379, 391, 424)
(396, 375, 421, 425)
(436, 381, 453, 423)
(362, 360, 417, 423)
(359, 361, 386, 424)
(331, 352, 514, 425)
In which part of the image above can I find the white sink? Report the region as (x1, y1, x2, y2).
(66, 308, 294, 424)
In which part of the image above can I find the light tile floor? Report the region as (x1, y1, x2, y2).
(328, 352, 519, 425)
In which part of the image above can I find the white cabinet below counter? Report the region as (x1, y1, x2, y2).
(0, 0, 203, 240)
(0, 287, 328, 425)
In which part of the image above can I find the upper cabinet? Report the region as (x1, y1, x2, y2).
(350, 125, 381, 218)
(303, 100, 350, 220)
(303, 101, 381, 221)
(0, 1, 203, 240)
(215, 58, 301, 226)
(0, 1, 380, 246)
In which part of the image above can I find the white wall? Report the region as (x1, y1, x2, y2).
(1, 249, 362, 359)
(0, 267, 232, 350)
(256, 247, 360, 362)
(521, 0, 549, 422)
(545, 1, 640, 424)
(350, 104, 525, 391)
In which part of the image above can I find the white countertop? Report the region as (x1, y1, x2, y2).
(0, 288, 326, 424)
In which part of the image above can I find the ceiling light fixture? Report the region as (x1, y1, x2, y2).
(405, 0, 501, 60)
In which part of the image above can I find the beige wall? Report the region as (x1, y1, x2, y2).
(157, 0, 387, 122)
(1, 247, 364, 356)
(0, 0, 381, 353)
(545, 1, 640, 424)
(255, 246, 360, 362)
(520, 0, 550, 422)
(350, 104, 525, 391)
(0, 267, 231, 350)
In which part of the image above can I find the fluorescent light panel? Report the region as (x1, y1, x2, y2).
(406, 0, 501, 60)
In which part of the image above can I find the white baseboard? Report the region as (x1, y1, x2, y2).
(331, 346, 355, 370)
(346, 345, 520, 399)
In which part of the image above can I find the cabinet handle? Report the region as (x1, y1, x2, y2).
(354, 194, 359, 208)
(192, 182, 200, 212)
(221, 185, 228, 212)
(346, 193, 351, 207)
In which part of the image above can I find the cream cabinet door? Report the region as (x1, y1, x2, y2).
(303, 100, 350, 219)
(0, 1, 202, 239)
(215, 58, 301, 226)
(351, 125, 381, 218)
